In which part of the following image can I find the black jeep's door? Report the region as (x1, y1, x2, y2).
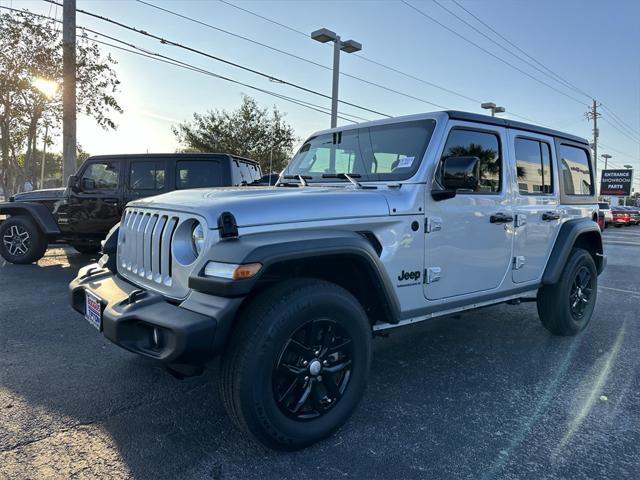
(60, 159, 124, 237)
(125, 158, 168, 203)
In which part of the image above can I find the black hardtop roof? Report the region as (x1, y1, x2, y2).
(87, 152, 259, 164)
(445, 111, 588, 145)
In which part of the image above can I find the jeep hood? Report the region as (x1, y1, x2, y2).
(129, 186, 390, 228)
(11, 188, 66, 203)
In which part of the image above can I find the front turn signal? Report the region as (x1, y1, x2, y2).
(204, 261, 262, 280)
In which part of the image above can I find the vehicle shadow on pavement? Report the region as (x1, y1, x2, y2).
(0, 249, 638, 479)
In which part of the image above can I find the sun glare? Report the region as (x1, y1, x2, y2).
(31, 77, 59, 99)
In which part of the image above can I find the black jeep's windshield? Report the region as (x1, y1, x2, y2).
(284, 119, 436, 182)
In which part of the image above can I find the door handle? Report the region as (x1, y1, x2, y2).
(490, 213, 514, 224)
(542, 211, 561, 221)
(103, 198, 119, 204)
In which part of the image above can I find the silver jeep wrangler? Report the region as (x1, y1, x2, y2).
(70, 110, 605, 450)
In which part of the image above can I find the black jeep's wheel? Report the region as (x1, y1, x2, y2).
(0, 216, 48, 264)
(537, 248, 598, 336)
(220, 278, 372, 451)
(72, 244, 101, 255)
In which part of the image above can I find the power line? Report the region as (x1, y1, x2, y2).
(135, 0, 452, 110)
(89, 35, 368, 124)
(449, 0, 593, 100)
(0, 5, 367, 124)
(43, 0, 392, 119)
(215, 0, 483, 105)
(601, 104, 640, 139)
(601, 117, 640, 144)
(400, 0, 588, 106)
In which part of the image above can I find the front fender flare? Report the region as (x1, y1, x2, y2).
(0, 201, 60, 235)
(188, 229, 401, 322)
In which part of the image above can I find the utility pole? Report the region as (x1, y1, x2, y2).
(62, 0, 77, 185)
(586, 100, 600, 193)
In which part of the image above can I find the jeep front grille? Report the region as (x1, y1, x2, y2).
(117, 207, 207, 299)
(119, 210, 178, 286)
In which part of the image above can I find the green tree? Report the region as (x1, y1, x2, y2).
(0, 10, 121, 196)
(173, 95, 297, 174)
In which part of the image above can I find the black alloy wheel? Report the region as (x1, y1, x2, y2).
(273, 319, 353, 421)
(569, 266, 593, 321)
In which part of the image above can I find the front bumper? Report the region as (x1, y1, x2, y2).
(70, 264, 241, 364)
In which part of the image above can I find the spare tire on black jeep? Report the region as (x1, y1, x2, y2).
(0, 216, 48, 264)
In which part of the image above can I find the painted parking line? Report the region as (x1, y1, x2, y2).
(599, 285, 640, 297)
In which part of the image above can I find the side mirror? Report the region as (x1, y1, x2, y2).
(432, 156, 480, 201)
(68, 175, 79, 191)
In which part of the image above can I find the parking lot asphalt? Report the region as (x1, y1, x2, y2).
(1, 227, 639, 480)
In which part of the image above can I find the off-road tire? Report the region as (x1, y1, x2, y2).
(220, 278, 372, 451)
(72, 244, 101, 255)
(537, 248, 597, 336)
(0, 216, 48, 264)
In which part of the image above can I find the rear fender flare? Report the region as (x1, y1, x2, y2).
(542, 218, 604, 285)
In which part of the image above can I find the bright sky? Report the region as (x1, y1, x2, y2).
(7, 0, 640, 181)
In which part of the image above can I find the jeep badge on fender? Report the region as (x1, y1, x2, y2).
(398, 270, 421, 282)
(69, 110, 605, 451)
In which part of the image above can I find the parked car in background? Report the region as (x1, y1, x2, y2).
(0, 153, 261, 264)
(252, 173, 281, 186)
(611, 207, 631, 227)
(598, 202, 612, 228)
(620, 206, 640, 225)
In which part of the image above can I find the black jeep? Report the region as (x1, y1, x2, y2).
(0, 153, 261, 264)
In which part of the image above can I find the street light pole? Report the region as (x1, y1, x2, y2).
(311, 28, 362, 129)
(40, 124, 49, 190)
(624, 164, 633, 206)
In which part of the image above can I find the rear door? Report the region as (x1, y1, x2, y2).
(509, 131, 560, 283)
(424, 123, 514, 300)
(125, 158, 168, 203)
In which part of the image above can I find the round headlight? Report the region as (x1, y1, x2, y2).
(191, 222, 205, 256)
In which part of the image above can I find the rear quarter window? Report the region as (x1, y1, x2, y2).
(558, 144, 593, 195)
(176, 160, 222, 189)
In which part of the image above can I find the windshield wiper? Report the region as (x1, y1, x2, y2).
(322, 173, 362, 189)
(281, 174, 311, 187)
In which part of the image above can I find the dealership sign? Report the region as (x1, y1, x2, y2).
(600, 169, 633, 196)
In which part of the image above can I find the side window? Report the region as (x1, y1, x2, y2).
(558, 144, 593, 195)
(234, 161, 262, 185)
(515, 138, 553, 195)
(81, 161, 119, 190)
(440, 129, 502, 193)
(176, 160, 221, 189)
(129, 161, 165, 190)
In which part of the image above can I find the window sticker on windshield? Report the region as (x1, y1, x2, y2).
(397, 156, 415, 168)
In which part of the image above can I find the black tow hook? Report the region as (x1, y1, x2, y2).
(127, 289, 147, 304)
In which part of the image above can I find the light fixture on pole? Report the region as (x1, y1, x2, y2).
(481, 102, 505, 117)
(311, 28, 362, 129)
(601, 153, 612, 171)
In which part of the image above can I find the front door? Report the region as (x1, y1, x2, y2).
(509, 132, 560, 283)
(63, 159, 123, 237)
(424, 124, 514, 300)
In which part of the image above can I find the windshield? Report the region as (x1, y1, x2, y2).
(284, 119, 436, 182)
